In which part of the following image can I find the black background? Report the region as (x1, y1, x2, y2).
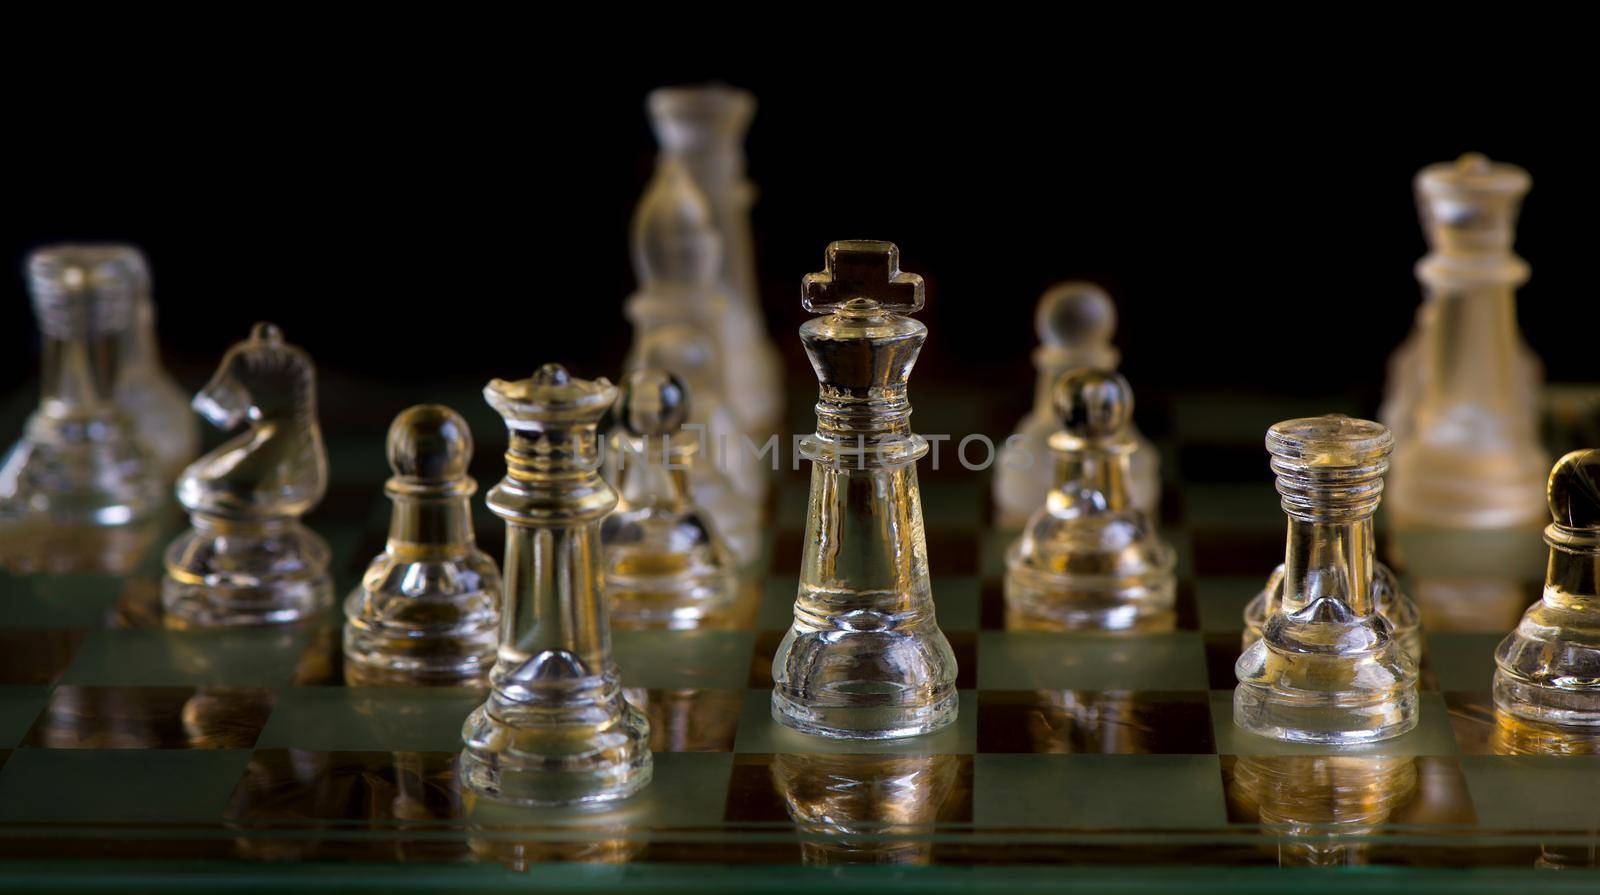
(5, 56, 1594, 424)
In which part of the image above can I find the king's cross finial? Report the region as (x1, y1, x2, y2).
(802, 240, 925, 314)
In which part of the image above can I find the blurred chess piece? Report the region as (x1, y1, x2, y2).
(647, 84, 782, 438)
(107, 245, 199, 479)
(626, 323, 764, 566)
(622, 687, 740, 752)
(1004, 369, 1175, 632)
(1494, 450, 1600, 728)
(162, 323, 332, 627)
(1229, 755, 1418, 867)
(459, 364, 651, 807)
(601, 370, 734, 629)
(1, 246, 164, 527)
(770, 752, 961, 865)
(993, 283, 1158, 528)
(1386, 154, 1547, 530)
(1243, 562, 1422, 662)
(344, 405, 501, 685)
(1234, 416, 1418, 744)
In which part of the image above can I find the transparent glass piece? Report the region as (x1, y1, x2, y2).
(601, 370, 734, 629)
(1494, 449, 1600, 727)
(460, 364, 651, 807)
(993, 283, 1158, 528)
(771, 241, 958, 739)
(1229, 755, 1418, 867)
(1005, 369, 1175, 632)
(107, 246, 198, 479)
(1386, 154, 1548, 530)
(1243, 562, 1422, 661)
(771, 753, 962, 865)
(162, 323, 332, 627)
(646, 85, 782, 437)
(0, 245, 163, 528)
(343, 405, 501, 685)
(1234, 416, 1419, 744)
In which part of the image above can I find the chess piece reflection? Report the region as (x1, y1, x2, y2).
(1243, 562, 1422, 662)
(993, 283, 1159, 528)
(1, 246, 163, 528)
(162, 323, 332, 627)
(771, 753, 961, 865)
(466, 796, 647, 867)
(344, 405, 501, 685)
(1017, 690, 1156, 753)
(646, 85, 782, 438)
(627, 323, 764, 566)
(771, 241, 959, 740)
(1491, 711, 1600, 869)
(1235, 416, 1419, 743)
(1005, 369, 1175, 632)
(623, 688, 740, 752)
(1229, 755, 1418, 867)
(1387, 154, 1547, 531)
(601, 370, 734, 629)
(1494, 450, 1600, 727)
(459, 364, 651, 807)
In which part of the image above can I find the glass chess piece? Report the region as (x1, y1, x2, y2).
(770, 752, 962, 865)
(625, 323, 764, 566)
(1494, 449, 1600, 728)
(1229, 755, 1418, 867)
(601, 369, 735, 629)
(993, 282, 1158, 528)
(459, 364, 651, 807)
(1386, 153, 1548, 530)
(1234, 415, 1419, 743)
(343, 405, 501, 686)
(1243, 561, 1422, 662)
(1004, 369, 1176, 632)
(770, 240, 959, 740)
(101, 244, 199, 479)
(647, 84, 782, 438)
(162, 323, 332, 627)
(0, 246, 163, 527)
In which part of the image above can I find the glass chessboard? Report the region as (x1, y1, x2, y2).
(3, 380, 1600, 893)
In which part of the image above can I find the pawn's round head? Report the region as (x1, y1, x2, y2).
(1548, 449, 1600, 530)
(1053, 368, 1133, 441)
(387, 404, 473, 481)
(617, 369, 690, 438)
(1036, 281, 1116, 348)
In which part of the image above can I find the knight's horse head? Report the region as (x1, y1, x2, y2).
(180, 322, 326, 518)
(193, 322, 313, 431)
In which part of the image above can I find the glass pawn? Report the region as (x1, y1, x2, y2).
(626, 323, 764, 567)
(601, 369, 734, 629)
(0, 246, 163, 527)
(771, 240, 958, 740)
(993, 282, 1158, 528)
(344, 405, 501, 685)
(459, 364, 651, 806)
(1243, 561, 1423, 662)
(647, 84, 782, 438)
(1493, 449, 1600, 727)
(162, 323, 332, 627)
(1004, 369, 1176, 632)
(1234, 415, 1419, 744)
(1386, 154, 1547, 530)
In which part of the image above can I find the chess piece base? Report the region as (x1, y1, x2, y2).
(605, 563, 733, 630)
(1243, 565, 1424, 662)
(342, 559, 500, 686)
(1494, 611, 1600, 727)
(1003, 554, 1176, 633)
(459, 675, 652, 807)
(0, 414, 162, 527)
(163, 516, 333, 627)
(1234, 646, 1419, 745)
(770, 614, 959, 740)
